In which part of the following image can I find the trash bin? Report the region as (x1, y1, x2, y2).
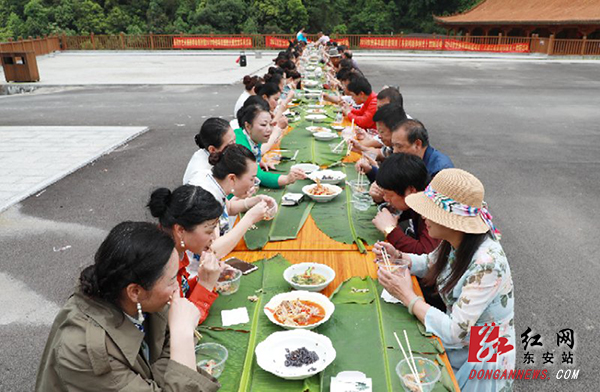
(239, 51, 247, 67)
(1, 52, 40, 82)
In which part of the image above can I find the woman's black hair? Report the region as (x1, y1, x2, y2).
(209, 144, 256, 180)
(236, 96, 270, 128)
(256, 82, 281, 98)
(264, 73, 284, 86)
(242, 75, 261, 92)
(286, 70, 301, 80)
(194, 117, 230, 149)
(267, 66, 285, 76)
(376, 153, 430, 196)
(80, 221, 175, 306)
(423, 233, 489, 295)
(148, 185, 223, 231)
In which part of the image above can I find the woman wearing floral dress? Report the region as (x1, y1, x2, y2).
(376, 168, 515, 392)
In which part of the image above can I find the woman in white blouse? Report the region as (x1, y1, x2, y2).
(375, 168, 515, 392)
(233, 75, 262, 118)
(193, 144, 276, 258)
(183, 118, 236, 186)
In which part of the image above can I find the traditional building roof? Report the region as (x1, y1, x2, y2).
(436, 0, 600, 26)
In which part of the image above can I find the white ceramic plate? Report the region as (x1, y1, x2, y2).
(306, 108, 326, 114)
(308, 170, 347, 185)
(304, 80, 319, 87)
(305, 114, 328, 122)
(302, 184, 343, 202)
(306, 126, 332, 133)
(307, 104, 325, 108)
(291, 163, 320, 174)
(283, 263, 336, 292)
(313, 132, 338, 141)
(255, 330, 336, 380)
(330, 124, 345, 131)
(263, 290, 335, 330)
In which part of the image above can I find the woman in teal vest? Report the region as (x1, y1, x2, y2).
(235, 98, 305, 188)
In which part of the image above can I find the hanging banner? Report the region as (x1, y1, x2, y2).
(359, 37, 443, 50)
(266, 36, 292, 49)
(332, 38, 350, 47)
(443, 39, 530, 53)
(173, 36, 252, 49)
(359, 36, 529, 53)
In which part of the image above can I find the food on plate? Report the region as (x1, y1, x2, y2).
(291, 266, 327, 285)
(267, 299, 326, 327)
(248, 295, 259, 302)
(307, 183, 336, 196)
(284, 347, 319, 367)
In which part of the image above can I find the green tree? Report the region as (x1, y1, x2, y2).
(23, 0, 50, 37)
(74, 0, 106, 33)
(279, 0, 308, 33)
(106, 6, 131, 33)
(195, 0, 247, 33)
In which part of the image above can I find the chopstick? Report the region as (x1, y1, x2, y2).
(394, 331, 424, 392)
(194, 329, 203, 342)
(381, 246, 393, 271)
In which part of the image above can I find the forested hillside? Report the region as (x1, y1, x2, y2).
(0, 0, 479, 41)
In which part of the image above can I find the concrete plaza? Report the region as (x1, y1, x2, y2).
(1, 53, 599, 391)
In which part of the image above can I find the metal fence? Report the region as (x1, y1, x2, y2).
(2, 34, 600, 56)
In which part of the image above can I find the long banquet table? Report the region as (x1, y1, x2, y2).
(220, 120, 461, 390)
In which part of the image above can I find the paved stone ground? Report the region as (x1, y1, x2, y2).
(0, 56, 599, 391)
(0, 126, 148, 212)
(0, 51, 274, 86)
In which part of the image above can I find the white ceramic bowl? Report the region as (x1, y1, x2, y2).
(263, 290, 335, 330)
(306, 126, 332, 133)
(307, 104, 325, 108)
(308, 170, 347, 185)
(314, 132, 338, 141)
(284, 262, 336, 292)
(255, 330, 336, 380)
(304, 80, 319, 87)
(291, 163, 320, 174)
(305, 114, 328, 122)
(330, 124, 345, 131)
(302, 184, 343, 202)
(306, 108, 326, 115)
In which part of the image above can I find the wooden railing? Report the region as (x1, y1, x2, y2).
(2, 34, 600, 56)
(0, 35, 61, 55)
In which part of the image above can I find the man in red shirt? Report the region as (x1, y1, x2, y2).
(342, 77, 378, 130)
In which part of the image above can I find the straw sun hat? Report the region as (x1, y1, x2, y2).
(405, 168, 499, 237)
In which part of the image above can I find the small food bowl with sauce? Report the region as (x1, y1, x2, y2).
(302, 183, 343, 203)
(283, 262, 335, 292)
(263, 290, 335, 330)
(215, 267, 242, 295)
(195, 342, 228, 378)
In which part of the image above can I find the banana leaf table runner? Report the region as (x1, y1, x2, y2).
(318, 276, 457, 392)
(281, 104, 346, 167)
(310, 164, 384, 253)
(197, 255, 321, 391)
(243, 179, 315, 250)
(197, 256, 455, 392)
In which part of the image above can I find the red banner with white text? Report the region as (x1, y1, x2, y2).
(443, 39, 529, 53)
(359, 37, 529, 53)
(360, 37, 443, 50)
(332, 38, 350, 47)
(266, 36, 291, 49)
(173, 37, 252, 49)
